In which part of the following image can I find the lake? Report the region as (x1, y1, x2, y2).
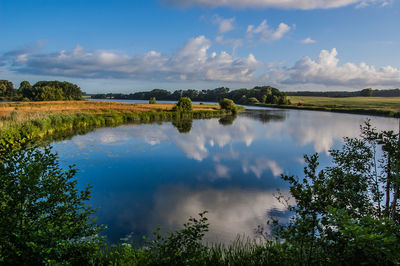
(51, 105, 399, 244)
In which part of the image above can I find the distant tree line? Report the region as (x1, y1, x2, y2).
(92, 86, 290, 105)
(0, 80, 83, 101)
(286, 88, 400, 97)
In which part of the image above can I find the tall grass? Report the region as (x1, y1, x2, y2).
(0, 109, 230, 152)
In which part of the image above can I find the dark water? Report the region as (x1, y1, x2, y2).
(51, 107, 399, 243)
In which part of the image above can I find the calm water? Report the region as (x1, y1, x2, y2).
(51, 107, 399, 243)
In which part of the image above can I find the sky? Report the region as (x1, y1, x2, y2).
(1, 0, 400, 93)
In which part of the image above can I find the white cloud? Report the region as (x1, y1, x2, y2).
(149, 186, 290, 243)
(162, 0, 390, 9)
(270, 48, 400, 87)
(214, 16, 235, 34)
(242, 158, 283, 178)
(300, 37, 316, 44)
(4, 40, 400, 89)
(247, 20, 291, 42)
(3, 36, 261, 83)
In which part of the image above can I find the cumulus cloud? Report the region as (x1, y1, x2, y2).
(270, 48, 400, 87)
(213, 15, 235, 34)
(4, 39, 400, 89)
(162, 0, 390, 9)
(2, 36, 261, 83)
(300, 37, 316, 44)
(247, 20, 291, 42)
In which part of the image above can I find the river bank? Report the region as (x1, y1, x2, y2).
(0, 101, 237, 151)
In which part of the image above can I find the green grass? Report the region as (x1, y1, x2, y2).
(0, 109, 233, 153)
(255, 96, 400, 117)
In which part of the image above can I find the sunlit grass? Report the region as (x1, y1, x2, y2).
(288, 96, 400, 112)
(0, 101, 227, 151)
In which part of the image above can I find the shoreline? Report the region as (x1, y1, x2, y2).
(0, 101, 238, 152)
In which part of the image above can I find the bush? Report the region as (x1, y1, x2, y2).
(0, 147, 102, 264)
(149, 97, 157, 104)
(272, 120, 400, 265)
(219, 98, 238, 114)
(173, 97, 192, 112)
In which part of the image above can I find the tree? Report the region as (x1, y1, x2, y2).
(149, 97, 157, 104)
(33, 86, 64, 101)
(219, 98, 238, 114)
(0, 147, 102, 264)
(0, 80, 14, 93)
(272, 120, 400, 264)
(0, 84, 6, 96)
(33, 81, 82, 100)
(360, 88, 373, 97)
(19, 81, 33, 99)
(173, 97, 192, 112)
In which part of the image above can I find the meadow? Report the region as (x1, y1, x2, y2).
(0, 100, 229, 152)
(285, 96, 400, 117)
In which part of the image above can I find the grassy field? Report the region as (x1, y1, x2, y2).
(259, 96, 400, 117)
(0, 101, 227, 152)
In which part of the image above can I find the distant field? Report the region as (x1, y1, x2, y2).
(285, 96, 400, 117)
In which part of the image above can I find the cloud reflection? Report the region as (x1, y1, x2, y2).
(149, 186, 290, 243)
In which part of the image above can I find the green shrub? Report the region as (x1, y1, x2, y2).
(0, 147, 102, 265)
(219, 98, 238, 114)
(173, 97, 192, 112)
(149, 97, 157, 104)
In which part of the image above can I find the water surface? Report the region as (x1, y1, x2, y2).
(51, 108, 399, 243)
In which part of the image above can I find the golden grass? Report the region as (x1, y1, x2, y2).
(0, 100, 220, 128)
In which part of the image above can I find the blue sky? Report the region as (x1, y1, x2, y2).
(1, 0, 399, 92)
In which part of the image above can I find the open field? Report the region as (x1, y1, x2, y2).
(257, 96, 400, 117)
(0, 101, 220, 127)
(0, 100, 219, 117)
(288, 96, 400, 112)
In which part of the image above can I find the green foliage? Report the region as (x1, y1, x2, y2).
(218, 114, 237, 126)
(0, 84, 6, 96)
(92, 85, 290, 105)
(19, 81, 32, 98)
(0, 80, 83, 102)
(272, 120, 400, 265)
(360, 88, 373, 97)
(33, 86, 64, 101)
(172, 119, 193, 133)
(0, 147, 102, 265)
(219, 98, 238, 114)
(247, 97, 259, 104)
(173, 97, 193, 112)
(0, 80, 14, 92)
(33, 80, 82, 100)
(149, 97, 157, 104)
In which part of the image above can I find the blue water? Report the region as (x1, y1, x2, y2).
(51, 107, 399, 243)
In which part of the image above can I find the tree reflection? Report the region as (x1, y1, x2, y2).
(218, 114, 238, 126)
(241, 110, 286, 124)
(172, 119, 193, 133)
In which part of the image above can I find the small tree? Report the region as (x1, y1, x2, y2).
(173, 97, 192, 112)
(272, 120, 400, 265)
(0, 147, 102, 264)
(219, 98, 238, 114)
(149, 97, 157, 104)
